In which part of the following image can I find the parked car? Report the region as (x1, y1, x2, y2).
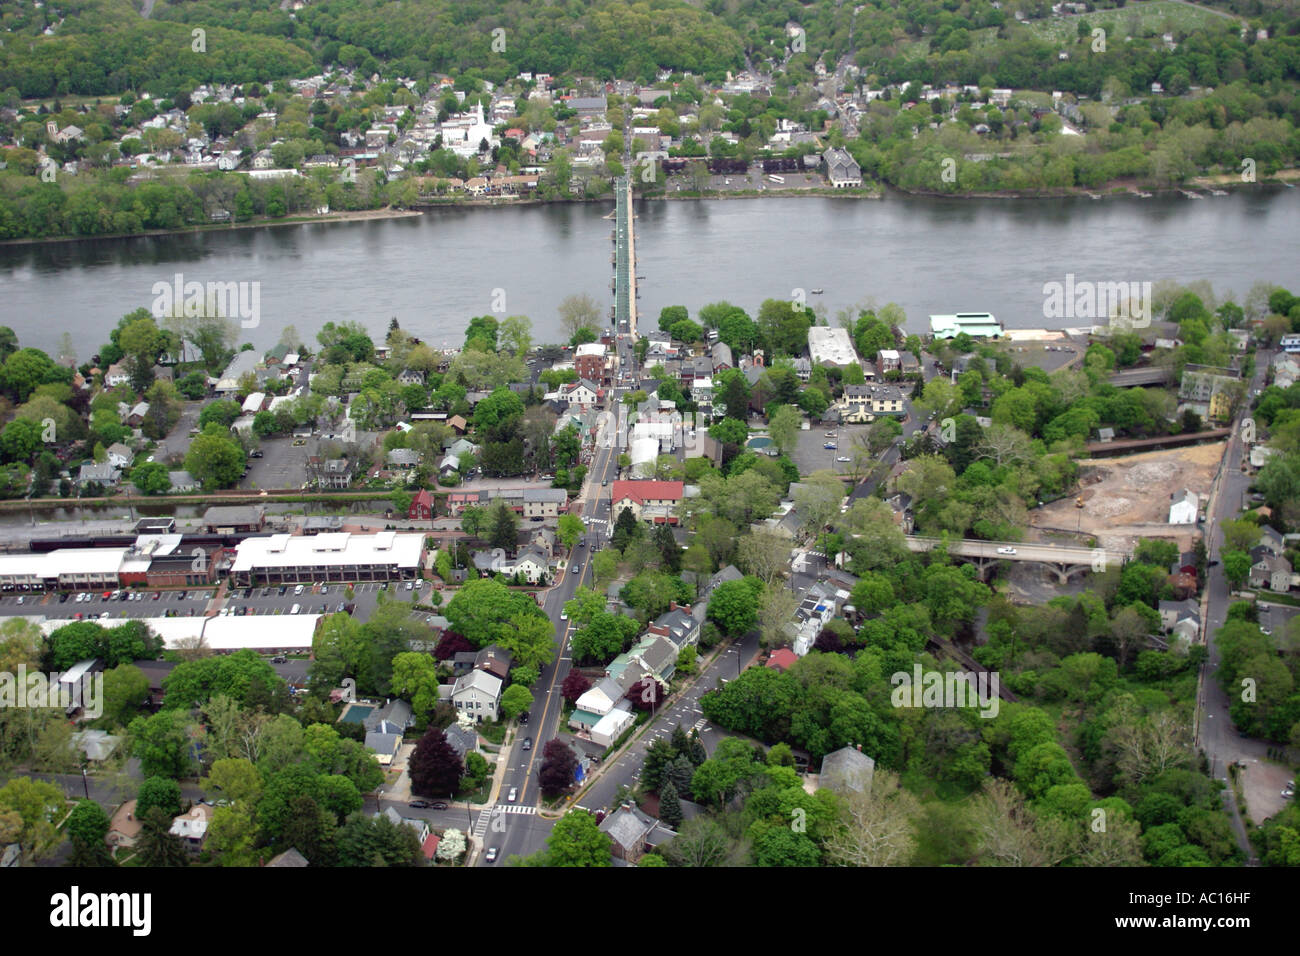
(836, 456, 850, 463)
(294, 584, 305, 595)
(409, 800, 431, 809)
(823, 442, 836, 450)
(431, 802, 448, 811)
(485, 847, 498, 862)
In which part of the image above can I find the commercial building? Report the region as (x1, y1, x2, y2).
(807, 326, 860, 368)
(229, 531, 425, 585)
(929, 313, 1003, 339)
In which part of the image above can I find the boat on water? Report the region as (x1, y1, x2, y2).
(810, 288, 824, 295)
(1210, 189, 1228, 196)
(1133, 190, 1152, 198)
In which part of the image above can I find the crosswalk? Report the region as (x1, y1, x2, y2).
(472, 803, 537, 839)
(692, 718, 708, 733)
(494, 804, 537, 815)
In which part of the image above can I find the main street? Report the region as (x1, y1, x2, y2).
(478, 348, 631, 864)
(1196, 348, 1272, 861)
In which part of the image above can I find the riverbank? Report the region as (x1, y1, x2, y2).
(0, 206, 423, 248)
(892, 169, 1299, 201)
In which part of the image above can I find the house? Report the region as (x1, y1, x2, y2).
(128, 402, 152, 424)
(170, 804, 214, 851)
(318, 458, 353, 489)
(78, 462, 121, 489)
(397, 369, 427, 386)
(451, 669, 503, 723)
(884, 492, 914, 534)
(474, 645, 514, 682)
(1258, 525, 1285, 556)
(1158, 599, 1199, 633)
(648, 602, 699, 649)
(386, 448, 421, 471)
(443, 723, 479, 760)
(408, 489, 434, 520)
(105, 443, 134, 469)
(524, 488, 568, 518)
(448, 415, 469, 434)
(377, 806, 430, 844)
(611, 480, 684, 525)
(365, 722, 405, 766)
(168, 471, 198, 492)
(1097, 427, 1115, 444)
(472, 547, 548, 584)
(711, 342, 734, 373)
(823, 147, 862, 188)
(1250, 553, 1293, 593)
(819, 745, 876, 795)
(606, 633, 678, 689)
(878, 349, 901, 372)
(791, 579, 847, 656)
(1168, 489, 1198, 525)
(106, 801, 143, 851)
(558, 380, 600, 406)
(766, 648, 798, 672)
(599, 802, 676, 863)
(266, 848, 310, 867)
(105, 363, 131, 387)
(364, 699, 414, 735)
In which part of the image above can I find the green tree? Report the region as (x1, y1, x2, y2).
(185, 425, 245, 490)
(541, 809, 611, 866)
(130, 461, 172, 495)
(767, 404, 802, 456)
(500, 684, 533, 721)
(558, 513, 585, 551)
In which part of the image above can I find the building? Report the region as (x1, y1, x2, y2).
(823, 147, 862, 188)
(575, 343, 609, 383)
(819, 745, 876, 795)
(610, 480, 684, 525)
(841, 383, 905, 423)
(1168, 489, 1198, 525)
(450, 669, 503, 723)
(647, 603, 699, 648)
(203, 505, 266, 534)
(1250, 553, 1293, 592)
(169, 804, 214, 852)
(929, 313, 1003, 339)
(229, 531, 425, 585)
(408, 489, 434, 521)
(807, 326, 859, 368)
(104, 362, 131, 387)
(598, 802, 676, 864)
(523, 488, 568, 518)
(78, 462, 122, 490)
(365, 721, 405, 765)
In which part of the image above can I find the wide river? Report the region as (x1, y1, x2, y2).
(2, 188, 1298, 357)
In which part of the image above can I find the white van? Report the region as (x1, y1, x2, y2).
(290, 603, 301, 614)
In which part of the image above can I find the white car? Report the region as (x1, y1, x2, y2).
(485, 847, 499, 863)
(507, 787, 518, 803)
(836, 456, 850, 463)
(996, 547, 1017, 555)
(294, 584, 305, 595)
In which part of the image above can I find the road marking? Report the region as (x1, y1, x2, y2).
(493, 804, 537, 815)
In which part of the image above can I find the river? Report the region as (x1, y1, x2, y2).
(2, 188, 1297, 358)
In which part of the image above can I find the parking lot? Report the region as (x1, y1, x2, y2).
(789, 422, 876, 476)
(0, 578, 436, 624)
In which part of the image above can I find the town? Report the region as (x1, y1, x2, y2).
(0, 268, 1298, 870)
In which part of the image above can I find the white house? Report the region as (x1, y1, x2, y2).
(450, 669, 503, 723)
(1168, 489, 1198, 525)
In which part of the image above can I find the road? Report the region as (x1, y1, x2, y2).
(905, 535, 1131, 569)
(1196, 347, 1271, 861)
(575, 630, 760, 817)
(478, 355, 633, 865)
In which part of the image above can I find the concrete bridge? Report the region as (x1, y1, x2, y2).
(904, 535, 1131, 583)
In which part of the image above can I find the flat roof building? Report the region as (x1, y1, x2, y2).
(807, 326, 860, 368)
(229, 531, 425, 584)
(929, 313, 1003, 339)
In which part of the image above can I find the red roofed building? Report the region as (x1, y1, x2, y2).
(504, 128, 525, 140)
(422, 832, 441, 861)
(408, 489, 434, 521)
(611, 480, 684, 525)
(766, 648, 797, 672)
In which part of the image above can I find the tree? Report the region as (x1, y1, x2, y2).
(571, 611, 639, 664)
(0, 777, 65, 862)
(767, 404, 802, 456)
(487, 500, 519, 550)
(539, 739, 578, 797)
(558, 293, 601, 343)
(658, 780, 683, 829)
(65, 799, 111, 849)
(130, 461, 172, 495)
(185, 425, 244, 490)
(128, 709, 200, 778)
(543, 810, 611, 866)
(708, 578, 762, 635)
(409, 727, 464, 797)
(758, 586, 798, 649)
(561, 672, 592, 703)
(136, 777, 182, 819)
(738, 530, 785, 582)
(132, 806, 188, 867)
(557, 513, 584, 551)
(500, 684, 533, 722)
(437, 828, 467, 862)
(498, 315, 533, 355)
(823, 769, 921, 866)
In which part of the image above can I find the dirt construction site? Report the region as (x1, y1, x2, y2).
(1029, 442, 1227, 553)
